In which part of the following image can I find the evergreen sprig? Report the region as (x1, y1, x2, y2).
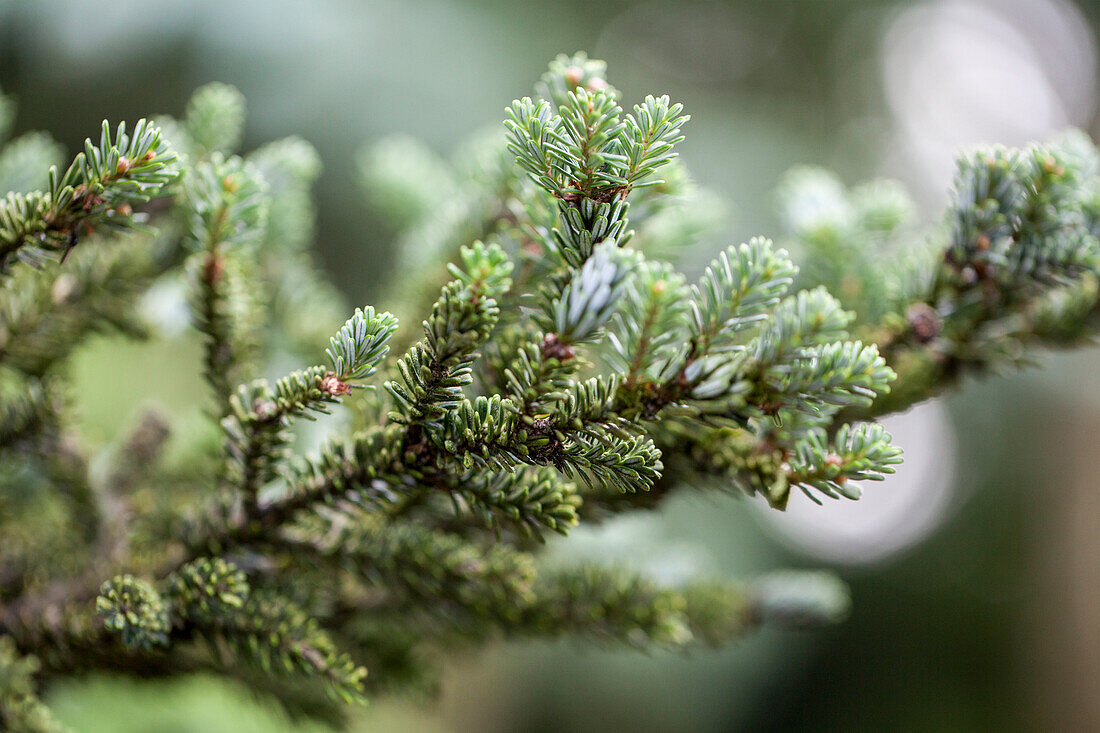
(222, 307, 397, 509)
(689, 237, 799, 352)
(455, 467, 581, 539)
(552, 240, 640, 343)
(2, 57, 1099, 727)
(206, 590, 368, 703)
(96, 575, 171, 650)
(327, 306, 400, 382)
(387, 241, 512, 432)
(623, 95, 690, 188)
(0, 119, 177, 273)
(607, 260, 690, 384)
(184, 153, 269, 406)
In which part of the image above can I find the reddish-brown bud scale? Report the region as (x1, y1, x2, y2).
(320, 372, 353, 396)
(252, 399, 277, 421)
(541, 333, 576, 362)
(203, 252, 225, 285)
(907, 302, 941, 344)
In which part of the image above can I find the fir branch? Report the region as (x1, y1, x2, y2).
(96, 575, 171, 650)
(553, 432, 663, 493)
(502, 341, 572, 417)
(623, 95, 689, 187)
(222, 307, 397, 510)
(447, 374, 656, 496)
(326, 306, 401, 385)
(551, 240, 640, 344)
(835, 133, 1100, 417)
(164, 557, 249, 621)
(247, 425, 410, 537)
(511, 566, 693, 647)
(504, 98, 569, 200)
(549, 195, 632, 268)
(8, 55, 1100, 725)
(506, 242, 638, 426)
(607, 259, 691, 386)
(755, 340, 895, 417)
(386, 241, 512, 435)
(0, 119, 177, 273)
(785, 422, 904, 504)
(556, 87, 628, 197)
(179, 585, 367, 702)
(453, 467, 580, 539)
(688, 237, 798, 353)
(183, 154, 268, 407)
(286, 516, 537, 622)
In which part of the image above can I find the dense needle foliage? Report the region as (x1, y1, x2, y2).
(2, 55, 1099, 729)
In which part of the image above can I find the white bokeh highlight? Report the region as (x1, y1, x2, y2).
(879, 0, 1098, 199)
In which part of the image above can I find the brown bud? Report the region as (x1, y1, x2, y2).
(586, 77, 608, 92)
(564, 65, 584, 86)
(825, 453, 843, 469)
(116, 157, 132, 176)
(252, 399, 278, 421)
(115, 203, 133, 217)
(202, 252, 225, 285)
(320, 371, 353, 396)
(143, 150, 156, 162)
(541, 333, 576, 362)
(906, 302, 940, 344)
(222, 174, 239, 193)
(975, 233, 991, 251)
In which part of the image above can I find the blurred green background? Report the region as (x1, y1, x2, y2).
(3, 0, 1100, 730)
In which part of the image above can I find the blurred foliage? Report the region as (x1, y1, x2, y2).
(47, 675, 333, 733)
